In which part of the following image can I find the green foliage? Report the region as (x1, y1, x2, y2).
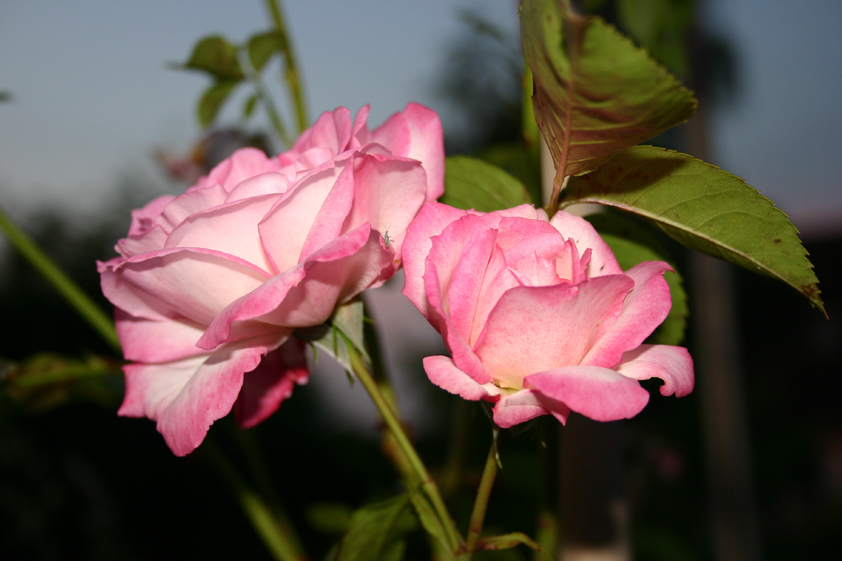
(243, 92, 259, 119)
(248, 30, 286, 72)
(586, 212, 688, 345)
(197, 80, 240, 128)
(336, 494, 417, 561)
(477, 531, 543, 553)
(2, 353, 121, 412)
(306, 502, 353, 535)
(616, 0, 693, 76)
(0, 91, 11, 104)
(294, 298, 370, 375)
(520, 0, 697, 180)
(181, 35, 245, 81)
(563, 146, 824, 314)
(442, 156, 533, 212)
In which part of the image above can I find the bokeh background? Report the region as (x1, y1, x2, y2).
(2, 1, 840, 560)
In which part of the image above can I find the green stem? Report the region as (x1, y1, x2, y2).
(0, 204, 120, 351)
(242, 53, 293, 147)
(204, 439, 308, 561)
(465, 428, 500, 553)
(342, 333, 464, 554)
(264, 0, 309, 133)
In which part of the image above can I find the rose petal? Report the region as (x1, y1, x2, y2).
(616, 344, 694, 397)
(423, 355, 500, 402)
(115, 308, 206, 363)
(492, 389, 552, 428)
(119, 334, 286, 456)
(401, 202, 470, 322)
(581, 261, 673, 368)
(235, 338, 310, 428)
(373, 102, 445, 200)
(198, 225, 393, 349)
(525, 365, 651, 422)
(473, 276, 632, 389)
(107, 247, 270, 326)
(549, 211, 623, 278)
(259, 155, 352, 272)
(165, 190, 282, 274)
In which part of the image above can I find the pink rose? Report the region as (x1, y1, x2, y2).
(99, 104, 444, 455)
(401, 202, 693, 427)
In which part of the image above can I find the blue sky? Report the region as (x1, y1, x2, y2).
(1, 0, 841, 237)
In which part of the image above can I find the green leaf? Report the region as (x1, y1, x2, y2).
(294, 299, 370, 374)
(306, 502, 353, 535)
(407, 490, 450, 551)
(586, 212, 688, 345)
(520, 0, 697, 180)
(563, 146, 824, 314)
(336, 494, 416, 561)
(477, 531, 543, 552)
(0, 91, 12, 103)
(616, 0, 693, 76)
(248, 30, 286, 72)
(243, 93, 259, 119)
(197, 80, 239, 128)
(180, 35, 245, 81)
(2, 353, 122, 411)
(442, 156, 532, 212)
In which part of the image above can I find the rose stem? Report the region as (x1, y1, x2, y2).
(204, 438, 308, 561)
(264, 0, 309, 133)
(0, 204, 120, 351)
(465, 427, 500, 553)
(341, 332, 465, 554)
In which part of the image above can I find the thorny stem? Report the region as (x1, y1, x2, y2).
(264, 0, 309, 133)
(341, 332, 464, 555)
(465, 428, 500, 553)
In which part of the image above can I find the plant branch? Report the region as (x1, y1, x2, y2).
(265, 0, 309, 133)
(0, 204, 120, 352)
(204, 439, 308, 561)
(465, 427, 500, 553)
(341, 331, 464, 554)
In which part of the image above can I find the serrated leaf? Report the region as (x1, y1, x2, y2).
(442, 156, 532, 212)
(586, 213, 688, 345)
(563, 146, 824, 314)
(520, 0, 697, 181)
(197, 81, 239, 128)
(248, 30, 286, 72)
(181, 35, 244, 81)
(336, 494, 416, 561)
(243, 93, 259, 119)
(477, 531, 543, 552)
(616, 0, 693, 76)
(294, 299, 370, 374)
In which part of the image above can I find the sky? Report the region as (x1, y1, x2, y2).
(2, 0, 841, 237)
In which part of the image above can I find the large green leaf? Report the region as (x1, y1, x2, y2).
(181, 35, 245, 81)
(586, 213, 688, 345)
(562, 146, 824, 314)
(520, 0, 697, 181)
(442, 156, 532, 212)
(336, 494, 416, 561)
